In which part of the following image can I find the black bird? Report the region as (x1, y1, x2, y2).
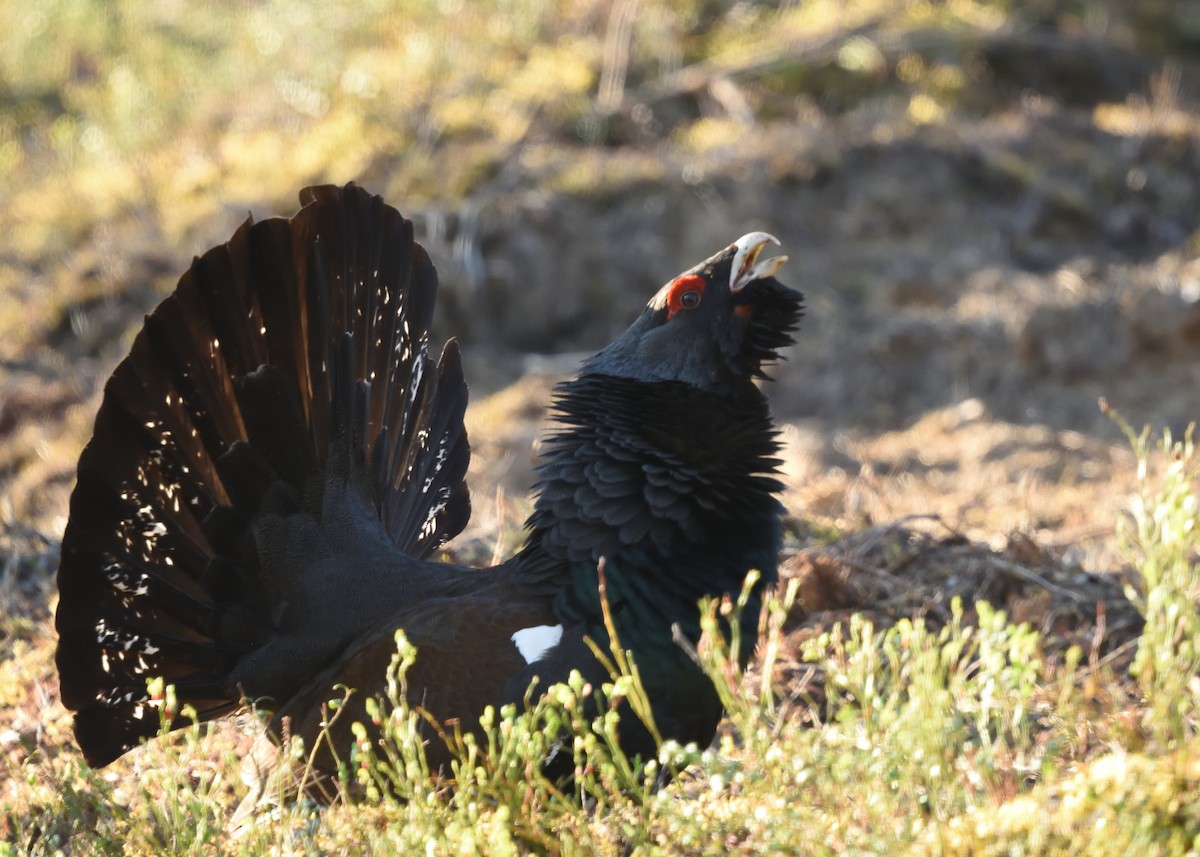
(54, 183, 803, 779)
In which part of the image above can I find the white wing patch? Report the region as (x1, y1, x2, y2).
(510, 624, 563, 665)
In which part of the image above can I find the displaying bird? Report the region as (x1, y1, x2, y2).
(54, 183, 803, 782)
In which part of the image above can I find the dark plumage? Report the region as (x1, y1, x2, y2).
(54, 184, 804, 780)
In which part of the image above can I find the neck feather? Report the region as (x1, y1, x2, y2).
(524, 372, 785, 647)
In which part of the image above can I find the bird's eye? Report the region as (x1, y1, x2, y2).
(663, 273, 707, 319)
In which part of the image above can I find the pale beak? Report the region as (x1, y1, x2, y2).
(729, 232, 788, 292)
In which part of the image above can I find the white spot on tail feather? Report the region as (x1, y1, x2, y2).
(511, 624, 563, 665)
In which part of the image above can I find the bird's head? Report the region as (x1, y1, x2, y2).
(584, 233, 804, 392)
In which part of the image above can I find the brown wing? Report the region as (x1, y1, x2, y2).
(268, 596, 558, 779)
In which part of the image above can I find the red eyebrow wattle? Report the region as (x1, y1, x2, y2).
(666, 274, 706, 319)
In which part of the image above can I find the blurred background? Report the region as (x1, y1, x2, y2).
(2, 0, 1200, 577)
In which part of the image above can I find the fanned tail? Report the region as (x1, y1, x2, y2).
(55, 184, 471, 767)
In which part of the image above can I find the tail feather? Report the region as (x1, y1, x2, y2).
(56, 183, 472, 766)
(382, 342, 471, 555)
(234, 365, 316, 492)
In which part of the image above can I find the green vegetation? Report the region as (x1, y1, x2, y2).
(5, 426, 1198, 854)
(3, 1, 1200, 853)
(1118, 423, 1200, 748)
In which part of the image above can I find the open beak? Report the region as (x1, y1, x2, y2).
(729, 232, 788, 292)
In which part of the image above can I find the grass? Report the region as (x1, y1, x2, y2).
(4, 424, 1198, 854)
(1113, 417, 1200, 748)
(3, 0, 1200, 853)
